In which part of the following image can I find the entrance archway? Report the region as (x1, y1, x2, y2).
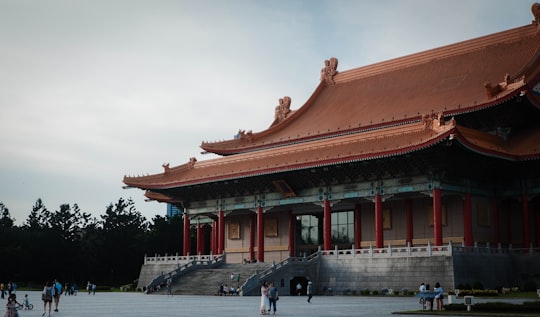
(290, 276, 309, 296)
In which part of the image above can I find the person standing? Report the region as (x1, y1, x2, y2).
(166, 277, 173, 296)
(434, 282, 444, 310)
(296, 282, 302, 295)
(53, 279, 62, 312)
(4, 293, 22, 317)
(307, 281, 313, 303)
(259, 281, 268, 315)
(267, 282, 278, 315)
(42, 281, 54, 317)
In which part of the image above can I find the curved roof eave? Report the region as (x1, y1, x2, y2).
(125, 121, 456, 190)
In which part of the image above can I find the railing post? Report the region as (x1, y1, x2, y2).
(407, 242, 411, 256)
(369, 244, 373, 257)
(448, 241, 453, 256)
(427, 241, 432, 256)
(388, 243, 392, 256)
(352, 244, 355, 257)
(335, 245, 338, 258)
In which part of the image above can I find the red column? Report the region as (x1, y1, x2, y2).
(257, 206, 264, 262)
(183, 213, 191, 256)
(535, 204, 540, 248)
(522, 194, 530, 247)
(250, 213, 256, 261)
(433, 188, 443, 246)
(405, 199, 413, 246)
(211, 220, 217, 255)
(196, 222, 203, 255)
(493, 199, 500, 245)
(506, 203, 512, 245)
(323, 199, 332, 251)
(463, 193, 473, 247)
(375, 194, 383, 248)
(288, 211, 295, 257)
(354, 204, 362, 249)
(218, 210, 224, 254)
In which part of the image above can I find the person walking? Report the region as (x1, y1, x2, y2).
(307, 281, 313, 303)
(53, 279, 62, 312)
(267, 282, 278, 315)
(41, 281, 54, 317)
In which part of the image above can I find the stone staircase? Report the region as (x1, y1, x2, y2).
(156, 262, 271, 295)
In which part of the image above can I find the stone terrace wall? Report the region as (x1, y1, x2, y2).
(318, 255, 454, 294)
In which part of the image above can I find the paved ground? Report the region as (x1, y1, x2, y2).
(7, 291, 531, 317)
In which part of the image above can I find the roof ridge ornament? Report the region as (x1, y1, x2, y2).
(421, 112, 455, 131)
(274, 96, 292, 124)
(320, 57, 338, 85)
(532, 3, 540, 28)
(484, 73, 526, 99)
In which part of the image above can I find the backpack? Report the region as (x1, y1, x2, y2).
(42, 287, 53, 301)
(55, 284, 62, 296)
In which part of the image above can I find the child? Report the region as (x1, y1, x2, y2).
(23, 294, 31, 310)
(4, 293, 21, 317)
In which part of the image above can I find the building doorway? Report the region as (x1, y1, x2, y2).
(290, 276, 309, 296)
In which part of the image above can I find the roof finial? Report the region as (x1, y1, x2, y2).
(320, 57, 338, 85)
(274, 96, 292, 124)
(532, 3, 540, 24)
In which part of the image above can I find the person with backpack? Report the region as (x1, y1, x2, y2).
(41, 281, 53, 317)
(52, 279, 62, 312)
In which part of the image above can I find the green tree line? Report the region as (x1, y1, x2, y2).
(0, 198, 186, 288)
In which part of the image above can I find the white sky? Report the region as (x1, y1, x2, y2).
(0, 0, 534, 225)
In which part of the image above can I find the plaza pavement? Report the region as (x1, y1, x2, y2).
(9, 291, 530, 317)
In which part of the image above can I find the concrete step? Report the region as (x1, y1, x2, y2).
(157, 263, 271, 295)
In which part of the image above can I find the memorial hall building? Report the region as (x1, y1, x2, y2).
(125, 4, 540, 292)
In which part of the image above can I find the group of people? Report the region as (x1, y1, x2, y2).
(418, 282, 444, 311)
(259, 281, 279, 315)
(218, 284, 239, 296)
(41, 279, 63, 317)
(0, 282, 16, 300)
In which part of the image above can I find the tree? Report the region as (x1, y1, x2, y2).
(23, 198, 50, 230)
(0, 202, 14, 228)
(98, 197, 149, 284)
(147, 214, 183, 255)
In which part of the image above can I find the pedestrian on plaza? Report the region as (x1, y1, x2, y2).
(0, 283, 4, 299)
(434, 282, 444, 310)
(259, 281, 268, 315)
(296, 282, 302, 295)
(166, 277, 173, 296)
(53, 279, 62, 312)
(41, 281, 54, 317)
(267, 282, 278, 315)
(307, 281, 313, 303)
(4, 293, 22, 317)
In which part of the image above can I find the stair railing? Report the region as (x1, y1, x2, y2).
(145, 254, 225, 293)
(240, 252, 320, 296)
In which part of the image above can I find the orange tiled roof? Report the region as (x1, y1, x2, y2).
(124, 117, 456, 189)
(456, 125, 540, 160)
(201, 22, 539, 155)
(123, 115, 540, 190)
